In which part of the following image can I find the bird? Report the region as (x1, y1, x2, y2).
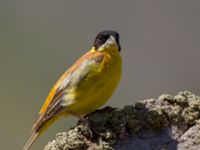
(23, 30, 122, 150)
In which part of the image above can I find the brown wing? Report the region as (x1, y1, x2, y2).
(33, 87, 66, 132)
(32, 50, 105, 132)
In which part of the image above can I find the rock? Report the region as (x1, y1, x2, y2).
(44, 91, 200, 150)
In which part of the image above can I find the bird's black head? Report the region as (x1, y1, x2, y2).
(93, 30, 121, 52)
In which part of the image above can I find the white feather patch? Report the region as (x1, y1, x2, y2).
(99, 35, 117, 51)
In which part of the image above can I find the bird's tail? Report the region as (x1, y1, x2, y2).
(23, 112, 67, 150)
(23, 131, 39, 150)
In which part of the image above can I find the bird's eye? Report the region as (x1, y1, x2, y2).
(98, 36, 104, 41)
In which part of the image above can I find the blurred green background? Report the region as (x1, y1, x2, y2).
(1, 0, 200, 149)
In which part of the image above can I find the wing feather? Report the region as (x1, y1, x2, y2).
(32, 50, 105, 132)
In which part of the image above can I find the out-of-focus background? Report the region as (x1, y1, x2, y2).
(1, 1, 200, 149)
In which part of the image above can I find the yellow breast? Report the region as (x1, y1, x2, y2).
(67, 48, 122, 115)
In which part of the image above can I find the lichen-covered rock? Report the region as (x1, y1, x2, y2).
(177, 125, 200, 150)
(44, 91, 200, 150)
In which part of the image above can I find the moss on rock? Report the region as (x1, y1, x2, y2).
(44, 91, 200, 150)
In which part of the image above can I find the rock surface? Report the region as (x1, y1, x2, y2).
(44, 91, 200, 150)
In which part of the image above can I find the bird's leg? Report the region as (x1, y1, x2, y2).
(66, 110, 100, 137)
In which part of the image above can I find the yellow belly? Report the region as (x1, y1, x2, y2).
(67, 54, 122, 115)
